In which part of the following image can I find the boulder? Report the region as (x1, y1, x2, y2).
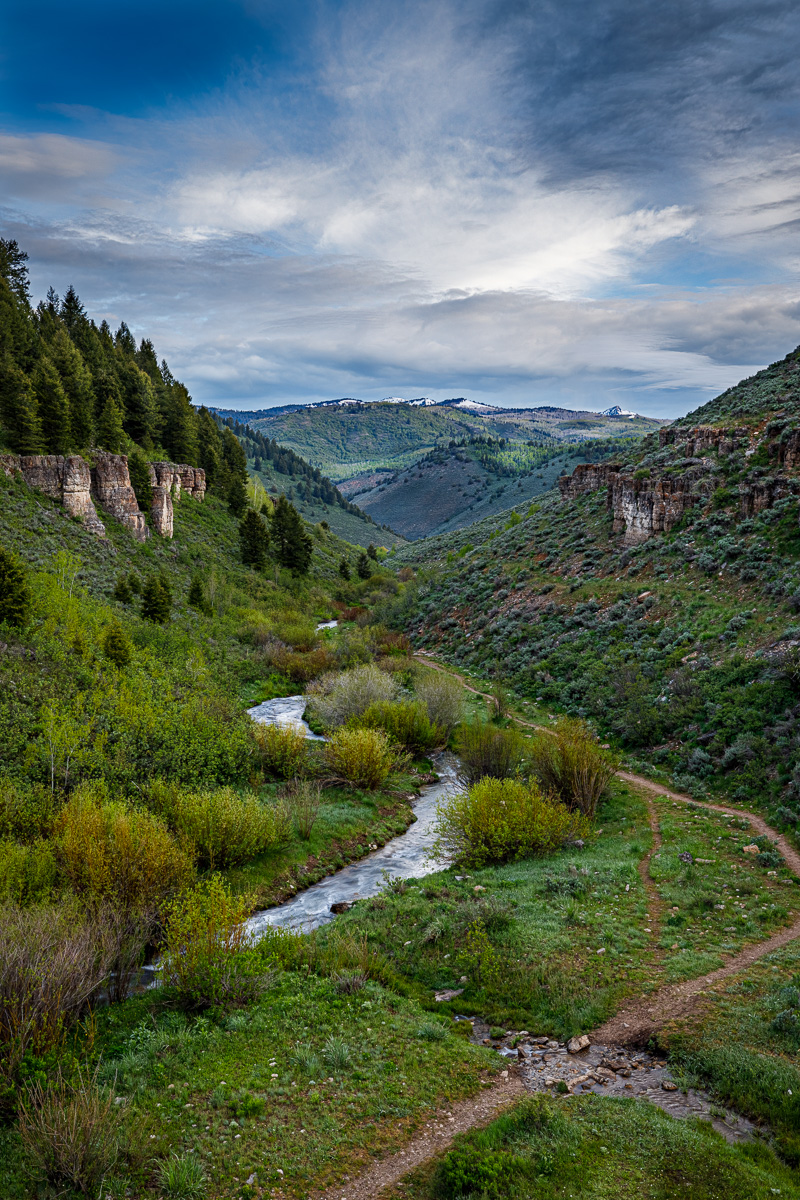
(567, 1034, 590, 1054)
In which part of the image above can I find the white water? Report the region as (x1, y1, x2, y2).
(248, 695, 324, 741)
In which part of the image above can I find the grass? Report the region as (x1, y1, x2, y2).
(0, 972, 498, 1200)
(381, 1091, 800, 1200)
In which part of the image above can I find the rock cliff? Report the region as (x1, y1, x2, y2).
(0, 452, 205, 540)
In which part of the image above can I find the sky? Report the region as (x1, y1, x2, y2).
(1, 1, 800, 417)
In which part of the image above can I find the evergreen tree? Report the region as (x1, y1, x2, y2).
(356, 552, 372, 580)
(196, 406, 223, 489)
(114, 321, 137, 357)
(188, 575, 206, 611)
(113, 575, 133, 603)
(32, 355, 70, 454)
(0, 546, 31, 626)
(59, 285, 86, 338)
(0, 360, 44, 454)
(0, 239, 30, 303)
(338, 557, 351, 580)
(102, 621, 132, 668)
(367, 543, 378, 561)
(127, 446, 153, 509)
(49, 329, 94, 449)
(227, 475, 248, 517)
(95, 376, 126, 452)
(160, 380, 199, 464)
(141, 574, 171, 623)
(118, 358, 159, 448)
(239, 509, 270, 569)
(271, 495, 313, 574)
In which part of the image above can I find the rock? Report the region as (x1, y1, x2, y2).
(741, 843, 760, 855)
(661, 1081, 678, 1091)
(567, 1035, 590, 1054)
(91, 451, 149, 541)
(434, 988, 464, 1002)
(2, 453, 107, 536)
(329, 901, 353, 914)
(246, 1174, 257, 1186)
(678, 852, 693, 864)
(473, 885, 486, 892)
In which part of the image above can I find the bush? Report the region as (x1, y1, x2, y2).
(18, 1064, 126, 1195)
(55, 787, 194, 912)
(268, 646, 335, 682)
(0, 839, 58, 904)
(171, 787, 290, 869)
(528, 717, 618, 818)
(0, 902, 115, 1105)
(434, 777, 589, 867)
(162, 877, 266, 1012)
(0, 778, 55, 841)
(281, 779, 322, 839)
(414, 669, 464, 737)
(309, 663, 399, 729)
(0, 545, 30, 627)
(102, 620, 132, 668)
(357, 700, 444, 755)
(323, 727, 401, 789)
(253, 722, 309, 779)
(457, 722, 525, 785)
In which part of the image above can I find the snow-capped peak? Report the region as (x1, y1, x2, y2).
(601, 405, 638, 418)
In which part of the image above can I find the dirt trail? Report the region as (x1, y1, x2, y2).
(415, 653, 800, 1041)
(314, 1073, 525, 1200)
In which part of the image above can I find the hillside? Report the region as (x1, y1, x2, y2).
(342, 434, 632, 539)
(213, 398, 666, 484)
(387, 343, 800, 830)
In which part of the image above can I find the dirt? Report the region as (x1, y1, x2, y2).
(313, 1072, 526, 1200)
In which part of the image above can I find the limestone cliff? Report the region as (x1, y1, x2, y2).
(0, 452, 205, 540)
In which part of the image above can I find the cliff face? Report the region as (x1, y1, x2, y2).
(560, 423, 800, 544)
(0, 452, 205, 540)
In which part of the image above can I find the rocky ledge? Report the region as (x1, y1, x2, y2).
(0, 451, 205, 541)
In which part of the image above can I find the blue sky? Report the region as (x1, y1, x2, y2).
(2, 0, 800, 416)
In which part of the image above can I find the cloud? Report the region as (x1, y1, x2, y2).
(0, 133, 116, 199)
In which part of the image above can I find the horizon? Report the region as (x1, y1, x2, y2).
(3, 1, 800, 419)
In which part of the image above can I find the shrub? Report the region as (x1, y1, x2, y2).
(456, 722, 525, 785)
(323, 727, 401, 789)
(0, 839, 58, 905)
(0, 545, 30, 627)
(156, 1152, 207, 1200)
(434, 777, 589, 867)
(0, 903, 115, 1105)
(272, 617, 317, 651)
(282, 779, 322, 839)
(18, 1064, 126, 1195)
(357, 700, 444, 755)
(268, 646, 335, 682)
(309, 663, 399, 729)
(0, 778, 55, 841)
(140, 573, 172, 623)
(171, 787, 290, 869)
(254, 722, 309, 779)
(162, 877, 269, 1012)
(55, 787, 194, 912)
(528, 717, 618, 818)
(102, 620, 132, 668)
(414, 670, 464, 736)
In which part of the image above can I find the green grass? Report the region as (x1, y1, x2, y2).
(382, 1091, 800, 1200)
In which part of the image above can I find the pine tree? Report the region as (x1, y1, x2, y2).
(102, 621, 132, 668)
(356, 552, 372, 580)
(188, 575, 206, 611)
(367, 543, 378, 561)
(271, 495, 313, 574)
(113, 575, 133, 603)
(32, 355, 70, 454)
(95, 378, 126, 453)
(338, 557, 351, 580)
(160, 380, 199, 464)
(141, 574, 171, 623)
(0, 360, 44, 454)
(127, 446, 153, 509)
(228, 475, 248, 517)
(118, 358, 158, 449)
(239, 509, 270, 569)
(49, 329, 94, 449)
(0, 546, 31, 626)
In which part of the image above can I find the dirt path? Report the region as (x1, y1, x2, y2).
(314, 1073, 525, 1200)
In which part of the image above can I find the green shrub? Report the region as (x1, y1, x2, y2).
(323, 727, 401, 789)
(434, 1142, 522, 1199)
(55, 787, 194, 912)
(254, 722, 309, 779)
(172, 787, 290, 869)
(414, 669, 464, 737)
(162, 877, 266, 1012)
(528, 717, 618, 818)
(357, 699, 443, 755)
(0, 778, 55, 841)
(309, 663, 399, 728)
(456, 721, 525, 785)
(101, 620, 132, 668)
(268, 645, 336, 682)
(0, 840, 58, 905)
(157, 1151, 207, 1199)
(434, 777, 589, 867)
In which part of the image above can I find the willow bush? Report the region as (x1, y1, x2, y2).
(356, 699, 443, 755)
(171, 787, 290, 869)
(434, 777, 589, 867)
(254, 722, 309, 779)
(528, 717, 619, 818)
(323, 727, 401, 789)
(456, 721, 525, 785)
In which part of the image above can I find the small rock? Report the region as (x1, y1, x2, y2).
(473, 885, 486, 892)
(741, 844, 760, 855)
(330, 901, 352, 914)
(434, 988, 464, 1002)
(678, 852, 693, 864)
(567, 1035, 590, 1054)
(247, 1175, 257, 1186)
(661, 1081, 678, 1092)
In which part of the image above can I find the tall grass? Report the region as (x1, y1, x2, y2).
(456, 722, 525, 785)
(528, 717, 618, 818)
(281, 779, 322, 840)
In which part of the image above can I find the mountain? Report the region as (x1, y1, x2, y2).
(211, 398, 667, 484)
(386, 343, 800, 826)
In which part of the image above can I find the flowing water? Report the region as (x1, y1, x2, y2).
(245, 755, 457, 936)
(248, 695, 324, 741)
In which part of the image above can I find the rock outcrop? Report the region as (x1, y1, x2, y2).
(1, 451, 205, 541)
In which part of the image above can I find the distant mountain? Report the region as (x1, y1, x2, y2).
(209, 398, 667, 483)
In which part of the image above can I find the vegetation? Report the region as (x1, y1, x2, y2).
(528, 717, 619, 818)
